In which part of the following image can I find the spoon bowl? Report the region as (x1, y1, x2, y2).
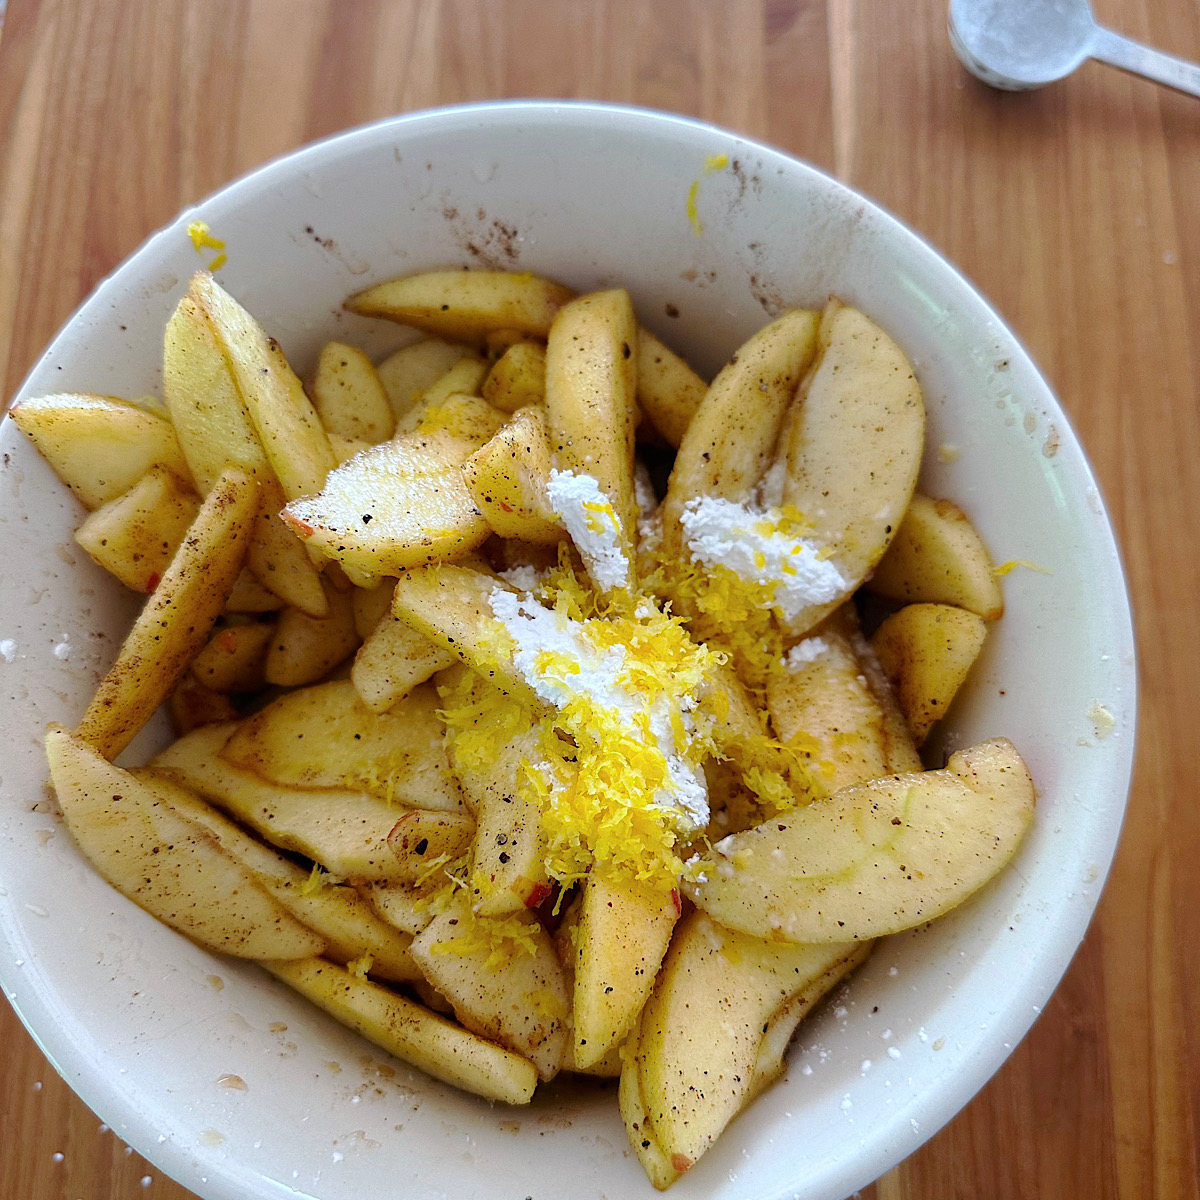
(949, 0, 1200, 96)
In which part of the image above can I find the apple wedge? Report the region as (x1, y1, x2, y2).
(871, 602, 988, 744)
(163, 294, 272, 494)
(661, 308, 820, 560)
(351, 615, 456, 714)
(310, 341, 395, 444)
(221, 679, 465, 812)
(74, 466, 201, 594)
(768, 613, 920, 792)
(387, 810, 476, 882)
(778, 300, 925, 631)
(45, 726, 322, 960)
(687, 738, 1035, 942)
(262, 956, 538, 1104)
(454, 725, 549, 915)
(544, 288, 640, 556)
(134, 769, 420, 984)
(572, 871, 678, 1069)
(77, 467, 258, 759)
(375, 338, 471, 420)
(262, 581, 360, 687)
(346, 269, 573, 343)
(389, 565, 537, 703)
(461, 405, 565, 544)
(281, 429, 492, 585)
(9, 393, 191, 510)
(868, 493, 1004, 620)
(152, 723, 418, 880)
(409, 891, 569, 1080)
(481, 341, 547, 413)
(621, 913, 868, 1186)
(191, 272, 335, 501)
(635, 328, 707, 449)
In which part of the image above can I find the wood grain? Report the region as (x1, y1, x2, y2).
(0, 1, 1197, 1197)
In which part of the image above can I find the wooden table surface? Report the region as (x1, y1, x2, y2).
(1, 1, 1197, 1197)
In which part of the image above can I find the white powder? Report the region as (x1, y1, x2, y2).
(498, 565, 542, 592)
(0, 639, 16, 663)
(633, 461, 662, 554)
(679, 496, 847, 620)
(784, 636, 832, 670)
(545, 469, 631, 592)
(53, 637, 72, 661)
(488, 588, 708, 829)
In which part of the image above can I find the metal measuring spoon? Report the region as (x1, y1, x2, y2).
(949, 0, 1200, 96)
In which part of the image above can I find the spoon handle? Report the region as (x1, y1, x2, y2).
(1091, 26, 1200, 98)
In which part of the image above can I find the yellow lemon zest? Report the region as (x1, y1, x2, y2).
(993, 559, 1052, 576)
(187, 220, 225, 252)
(686, 180, 702, 235)
(345, 953, 373, 979)
(704, 153, 729, 172)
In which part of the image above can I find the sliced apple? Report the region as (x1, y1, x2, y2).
(347, 269, 573, 343)
(163, 294, 272, 494)
(387, 810, 476, 882)
(134, 768, 420, 983)
(191, 620, 274, 693)
(778, 300, 925, 631)
(74, 467, 201, 594)
(281, 430, 491, 585)
(310, 340, 395, 443)
(768, 612, 920, 793)
(351, 615, 456, 714)
(872, 603, 988, 744)
(687, 738, 1035, 942)
(573, 871, 678, 1069)
(221, 679, 464, 811)
(152, 723, 410, 880)
(10, 393, 191, 510)
(191, 272, 335, 501)
(457, 727, 549, 915)
(622, 912, 867, 1185)
(868, 493, 1004, 620)
(77, 468, 258, 759)
(263, 581, 359, 687)
(481, 340, 547, 413)
(544, 288, 640, 557)
(409, 891, 568, 1080)
(45, 726, 322, 960)
(660, 308, 820, 561)
(262, 956, 538, 1104)
(461, 405, 565, 544)
(635, 328, 707, 448)
(246, 477, 329, 617)
(375, 337, 471, 420)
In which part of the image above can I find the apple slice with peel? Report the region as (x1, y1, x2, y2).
(687, 738, 1035, 943)
(691, 734, 1036, 940)
(45, 726, 323, 960)
(620, 912, 868, 1187)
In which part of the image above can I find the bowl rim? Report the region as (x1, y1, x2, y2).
(1, 98, 1138, 1200)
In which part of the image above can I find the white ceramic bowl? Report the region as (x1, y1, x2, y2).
(0, 102, 1135, 1200)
